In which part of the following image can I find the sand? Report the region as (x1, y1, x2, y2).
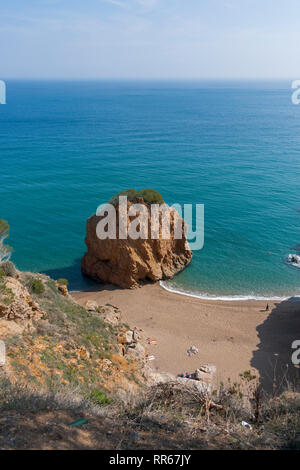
(72, 283, 300, 391)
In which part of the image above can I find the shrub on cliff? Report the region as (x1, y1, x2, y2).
(0, 261, 17, 278)
(137, 189, 163, 204)
(0, 219, 12, 264)
(110, 188, 163, 205)
(88, 389, 113, 406)
(110, 189, 137, 205)
(57, 278, 69, 287)
(29, 278, 45, 295)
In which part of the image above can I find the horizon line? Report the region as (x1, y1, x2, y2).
(1, 77, 297, 82)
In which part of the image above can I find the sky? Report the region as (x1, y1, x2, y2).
(0, 0, 300, 79)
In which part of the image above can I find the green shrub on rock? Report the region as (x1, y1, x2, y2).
(110, 188, 163, 205)
(137, 189, 163, 204)
(88, 389, 113, 406)
(110, 189, 138, 205)
(57, 278, 69, 287)
(0, 261, 17, 278)
(29, 278, 45, 295)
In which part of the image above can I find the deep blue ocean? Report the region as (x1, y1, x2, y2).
(1, 80, 300, 298)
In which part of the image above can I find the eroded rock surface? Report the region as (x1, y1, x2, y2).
(0, 276, 45, 336)
(81, 198, 192, 288)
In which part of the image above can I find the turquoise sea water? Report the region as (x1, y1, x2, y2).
(1, 80, 300, 298)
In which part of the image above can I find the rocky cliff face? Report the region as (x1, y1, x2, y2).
(0, 270, 152, 399)
(0, 275, 45, 337)
(0, 270, 198, 400)
(82, 198, 192, 288)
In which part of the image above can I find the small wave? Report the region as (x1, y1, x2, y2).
(286, 253, 300, 269)
(160, 281, 294, 302)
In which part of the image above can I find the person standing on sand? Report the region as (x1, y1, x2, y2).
(266, 304, 269, 312)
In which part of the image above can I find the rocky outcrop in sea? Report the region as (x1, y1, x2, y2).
(82, 193, 192, 288)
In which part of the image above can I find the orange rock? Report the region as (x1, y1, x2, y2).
(81, 198, 192, 288)
(57, 284, 68, 296)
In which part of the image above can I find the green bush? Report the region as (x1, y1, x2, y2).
(240, 370, 257, 382)
(29, 278, 45, 295)
(88, 389, 113, 406)
(110, 188, 163, 205)
(0, 269, 5, 278)
(0, 261, 17, 278)
(57, 278, 69, 287)
(110, 189, 138, 205)
(137, 189, 163, 204)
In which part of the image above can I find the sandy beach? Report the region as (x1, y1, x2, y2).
(72, 284, 300, 391)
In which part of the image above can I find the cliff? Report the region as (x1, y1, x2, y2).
(0, 267, 154, 400)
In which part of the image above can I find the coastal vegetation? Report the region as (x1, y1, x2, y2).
(56, 278, 69, 287)
(28, 278, 45, 295)
(0, 261, 17, 278)
(0, 219, 12, 264)
(0, 374, 299, 449)
(0, 267, 145, 408)
(109, 188, 164, 205)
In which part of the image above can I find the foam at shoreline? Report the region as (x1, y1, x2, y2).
(160, 281, 300, 302)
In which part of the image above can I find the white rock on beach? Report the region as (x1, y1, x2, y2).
(199, 364, 217, 374)
(125, 330, 135, 344)
(142, 366, 176, 385)
(84, 300, 98, 312)
(0, 341, 6, 366)
(194, 364, 216, 383)
(177, 376, 211, 393)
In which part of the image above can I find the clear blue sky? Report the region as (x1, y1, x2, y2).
(1, 0, 299, 79)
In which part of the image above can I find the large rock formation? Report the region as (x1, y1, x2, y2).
(82, 195, 192, 288)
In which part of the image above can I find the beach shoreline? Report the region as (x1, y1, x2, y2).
(159, 281, 296, 302)
(72, 282, 300, 390)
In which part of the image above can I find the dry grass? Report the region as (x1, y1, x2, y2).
(0, 378, 299, 449)
(0, 379, 109, 415)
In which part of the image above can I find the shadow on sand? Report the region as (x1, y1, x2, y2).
(251, 297, 300, 393)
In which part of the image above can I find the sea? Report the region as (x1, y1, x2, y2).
(1, 79, 300, 299)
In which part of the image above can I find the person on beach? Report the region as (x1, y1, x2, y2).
(266, 304, 269, 311)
